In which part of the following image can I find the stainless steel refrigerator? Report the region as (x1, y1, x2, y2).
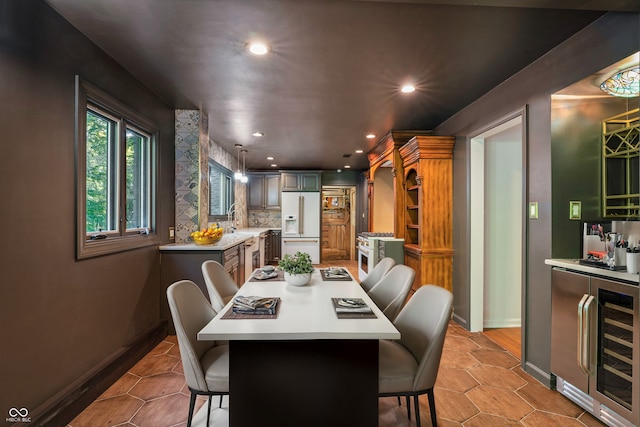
(281, 192, 321, 263)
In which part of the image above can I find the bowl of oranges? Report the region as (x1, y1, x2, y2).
(190, 225, 224, 245)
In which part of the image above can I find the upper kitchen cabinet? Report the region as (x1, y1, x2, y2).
(399, 135, 454, 292)
(367, 130, 432, 234)
(602, 108, 639, 218)
(281, 172, 321, 192)
(248, 172, 281, 210)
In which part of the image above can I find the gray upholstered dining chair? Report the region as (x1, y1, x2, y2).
(367, 264, 414, 321)
(202, 260, 239, 312)
(167, 280, 229, 427)
(378, 284, 453, 427)
(360, 257, 396, 292)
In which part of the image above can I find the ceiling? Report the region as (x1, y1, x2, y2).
(45, 0, 639, 171)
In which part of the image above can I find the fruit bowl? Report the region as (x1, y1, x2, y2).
(190, 226, 224, 245)
(192, 235, 223, 245)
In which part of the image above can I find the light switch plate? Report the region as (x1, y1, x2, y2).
(529, 202, 538, 219)
(169, 227, 175, 238)
(569, 201, 581, 220)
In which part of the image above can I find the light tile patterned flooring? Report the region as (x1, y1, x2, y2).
(67, 262, 605, 426)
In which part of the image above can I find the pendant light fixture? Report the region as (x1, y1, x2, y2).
(234, 144, 243, 180)
(241, 149, 248, 183)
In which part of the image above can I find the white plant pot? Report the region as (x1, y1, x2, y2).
(284, 272, 311, 286)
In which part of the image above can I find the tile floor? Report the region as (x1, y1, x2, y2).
(67, 322, 604, 427)
(67, 261, 605, 426)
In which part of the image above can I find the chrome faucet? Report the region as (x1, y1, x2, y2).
(227, 203, 243, 232)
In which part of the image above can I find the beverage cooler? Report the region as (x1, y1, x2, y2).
(551, 268, 639, 426)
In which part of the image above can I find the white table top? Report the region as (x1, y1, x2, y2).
(198, 269, 401, 341)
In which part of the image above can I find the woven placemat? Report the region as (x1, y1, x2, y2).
(331, 298, 377, 319)
(320, 269, 353, 281)
(220, 297, 281, 319)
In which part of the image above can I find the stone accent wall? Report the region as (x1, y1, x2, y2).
(175, 109, 247, 242)
(175, 110, 201, 243)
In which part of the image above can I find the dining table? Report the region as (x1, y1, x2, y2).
(197, 267, 400, 427)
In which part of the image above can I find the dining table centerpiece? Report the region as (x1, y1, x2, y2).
(279, 251, 313, 286)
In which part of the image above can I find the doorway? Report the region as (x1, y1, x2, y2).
(321, 186, 356, 261)
(469, 114, 525, 339)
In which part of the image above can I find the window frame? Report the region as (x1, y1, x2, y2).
(75, 76, 160, 259)
(208, 160, 235, 222)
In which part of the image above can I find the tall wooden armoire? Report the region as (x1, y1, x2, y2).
(399, 135, 455, 292)
(367, 130, 432, 233)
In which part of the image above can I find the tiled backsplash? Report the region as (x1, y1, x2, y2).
(247, 210, 282, 228)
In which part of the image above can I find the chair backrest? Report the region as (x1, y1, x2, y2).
(394, 284, 453, 392)
(202, 260, 239, 312)
(361, 257, 396, 292)
(367, 264, 415, 321)
(167, 280, 217, 392)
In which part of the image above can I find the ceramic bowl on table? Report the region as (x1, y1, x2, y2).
(284, 272, 312, 286)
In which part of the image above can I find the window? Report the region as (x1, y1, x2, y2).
(208, 160, 234, 220)
(76, 77, 159, 258)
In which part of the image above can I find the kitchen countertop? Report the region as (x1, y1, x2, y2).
(545, 258, 639, 284)
(159, 227, 281, 251)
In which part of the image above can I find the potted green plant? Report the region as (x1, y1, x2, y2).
(278, 251, 314, 286)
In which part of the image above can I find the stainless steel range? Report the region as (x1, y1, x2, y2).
(357, 232, 404, 281)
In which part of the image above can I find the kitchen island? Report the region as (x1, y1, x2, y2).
(198, 268, 399, 427)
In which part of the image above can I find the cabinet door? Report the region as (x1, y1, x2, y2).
(281, 173, 300, 191)
(264, 174, 281, 209)
(264, 233, 271, 263)
(247, 174, 266, 209)
(271, 230, 282, 261)
(300, 173, 320, 191)
(551, 268, 590, 393)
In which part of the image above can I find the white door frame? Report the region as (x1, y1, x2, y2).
(468, 109, 527, 332)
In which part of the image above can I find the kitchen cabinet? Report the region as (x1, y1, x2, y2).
(399, 135, 455, 292)
(264, 230, 271, 263)
(159, 243, 245, 333)
(248, 173, 281, 210)
(271, 229, 281, 262)
(551, 268, 591, 393)
(551, 267, 639, 426)
(281, 172, 320, 192)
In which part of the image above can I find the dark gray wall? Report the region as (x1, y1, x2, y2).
(551, 97, 634, 258)
(0, 0, 175, 419)
(436, 12, 639, 385)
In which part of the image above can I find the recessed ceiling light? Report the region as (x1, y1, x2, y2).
(355, 149, 364, 154)
(252, 132, 264, 137)
(271, 164, 277, 167)
(365, 134, 376, 139)
(401, 84, 416, 93)
(248, 42, 269, 55)
(267, 156, 274, 160)
(344, 165, 351, 169)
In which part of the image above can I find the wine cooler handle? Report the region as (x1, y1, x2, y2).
(582, 295, 595, 376)
(577, 294, 589, 375)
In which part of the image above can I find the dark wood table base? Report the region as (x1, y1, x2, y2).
(230, 339, 379, 427)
